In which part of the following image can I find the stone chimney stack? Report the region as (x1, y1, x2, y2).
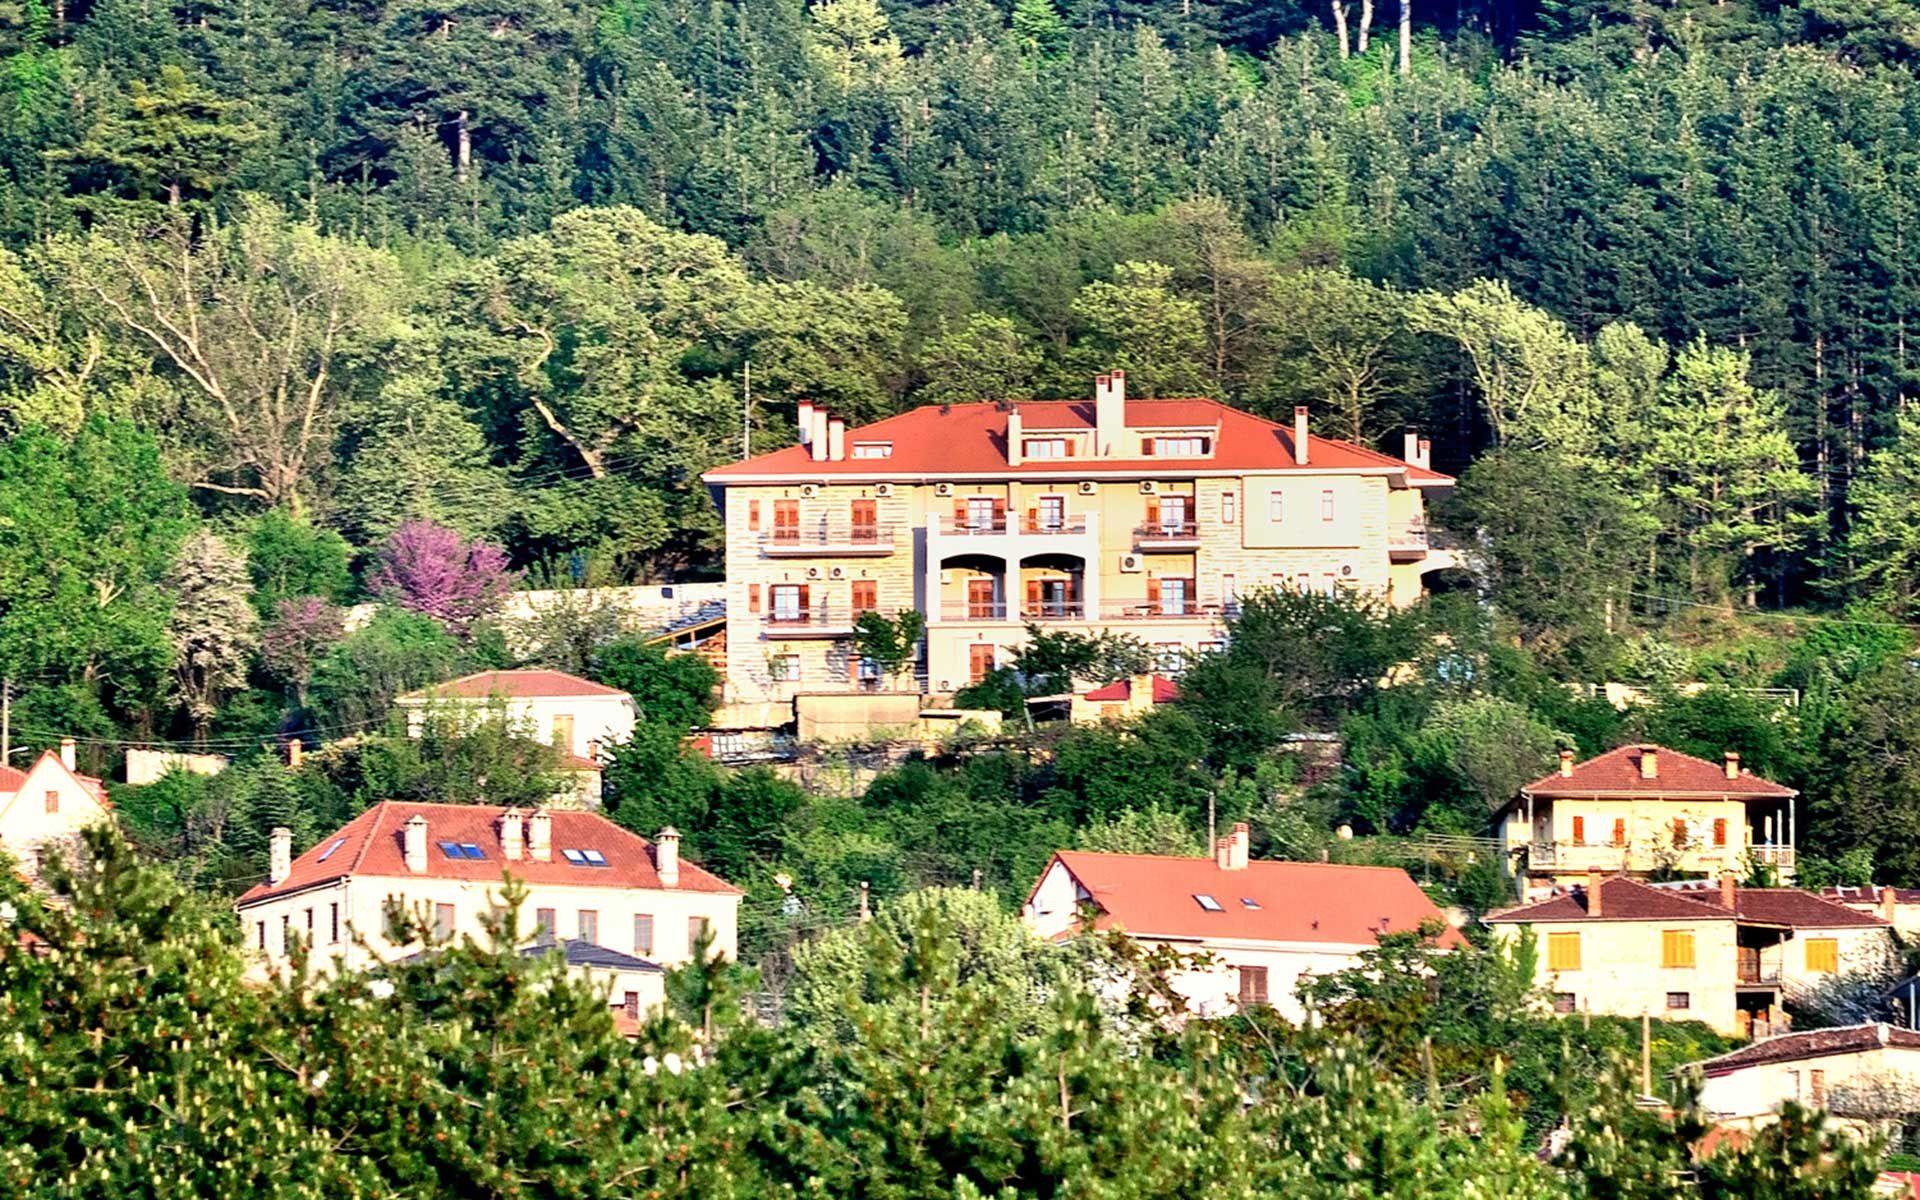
(1006, 405, 1023, 467)
(1559, 748, 1575, 778)
(1226, 822, 1250, 871)
(1587, 870, 1605, 917)
(1403, 428, 1420, 463)
(500, 807, 524, 861)
(59, 737, 75, 772)
(827, 415, 846, 462)
(528, 809, 552, 862)
(656, 827, 681, 888)
(287, 738, 304, 770)
(797, 400, 815, 450)
(1883, 886, 1900, 925)
(1417, 438, 1432, 469)
(1724, 751, 1741, 781)
(810, 405, 829, 462)
(269, 826, 292, 885)
(403, 814, 428, 874)
(1094, 371, 1126, 456)
(1214, 836, 1231, 871)
(1639, 745, 1659, 780)
(1720, 871, 1738, 912)
(1293, 407, 1310, 465)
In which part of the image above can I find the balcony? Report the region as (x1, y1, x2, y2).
(936, 601, 1088, 623)
(1133, 521, 1202, 552)
(938, 515, 1090, 537)
(761, 607, 857, 639)
(1098, 600, 1227, 622)
(1388, 520, 1430, 561)
(763, 526, 894, 557)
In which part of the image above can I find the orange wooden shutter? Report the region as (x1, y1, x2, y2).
(1027, 581, 1041, 611)
(747, 500, 760, 530)
(747, 585, 760, 614)
(1145, 497, 1159, 526)
(1147, 578, 1160, 603)
(991, 498, 1005, 524)
(797, 584, 810, 613)
(1572, 816, 1585, 845)
(1612, 819, 1626, 846)
(954, 500, 966, 526)
(1027, 507, 1038, 530)
(1713, 818, 1727, 846)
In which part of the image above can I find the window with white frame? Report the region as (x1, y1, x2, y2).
(851, 442, 892, 459)
(1222, 492, 1237, 525)
(1152, 436, 1208, 457)
(1024, 438, 1068, 459)
(770, 584, 803, 621)
(1320, 489, 1335, 520)
(769, 654, 800, 681)
(1154, 643, 1187, 672)
(1268, 491, 1284, 521)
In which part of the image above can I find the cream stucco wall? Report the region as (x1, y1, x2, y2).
(1698, 1043, 1920, 1126)
(0, 754, 114, 879)
(1494, 917, 1742, 1035)
(399, 693, 636, 762)
(1501, 796, 1796, 890)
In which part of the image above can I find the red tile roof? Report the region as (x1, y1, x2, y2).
(1081, 675, 1181, 703)
(238, 802, 739, 905)
(0, 764, 26, 792)
(1824, 885, 1920, 906)
(1038, 850, 1466, 948)
(1692, 1023, 1920, 1076)
(1520, 744, 1796, 801)
(397, 670, 629, 701)
(703, 399, 1453, 484)
(1488, 877, 1888, 929)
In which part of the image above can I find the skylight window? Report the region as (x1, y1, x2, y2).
(1193, 893, 1224, 912)
(439, 841, 488, 861)
(1240, 898, 1261, 910)
(458, 843, 486, 860)
(438, 841, 464, 859)
(314, 837, 346, 864)
(561, 848, 588, 865)
(581, 849, 608, 867)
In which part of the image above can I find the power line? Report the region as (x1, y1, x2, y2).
(1623, 589, 1920, 631)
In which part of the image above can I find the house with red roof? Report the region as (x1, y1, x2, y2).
(1684, 1023, 1920, 1139)
(1022, 823, 1465, 1022)
(1498, 744, 1800, 897)
(1067, 673, 1180, 723)
(237, 802, 740, 1019)
(1486, 874, 1896, 1038)
(394, 670, 639, 806)
(702, 371, 1456, 703)
(0, 738, 113, 882)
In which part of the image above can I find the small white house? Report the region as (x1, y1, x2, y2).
(0, 739, 113, 880)
(1689, 1023, 1920, 1136)
(394, 670, 639, 806)
(1022, 824, 1465, 1023)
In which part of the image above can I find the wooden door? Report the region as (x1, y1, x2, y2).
(969, 643, 996, 683)
(967, 577, 997, 619)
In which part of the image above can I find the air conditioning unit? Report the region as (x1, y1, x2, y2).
(829, 566, 846, 580)
(1119, 554, 1143, 573)
(874, 483, 894, 498)
(805, 567, 822, 580)
(799, 484, 819, 498)
(934, 482, 954, 497)
(1077, 481, 1097, 496)
(938, 679, 952, 692)
(1139, 481, 1158, 495)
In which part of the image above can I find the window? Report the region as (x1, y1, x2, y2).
(688, 915, 710, 951)
(851, 441, 892, 459)
(1666, 992, 1691, 1011)
(770, 584, 804, 622)
(1611, 819, 1627, 848)
(1158, 576, 1190, 615)
(1193, 893, 1224, 912)
(1553, 992, 1578, 1014)
(1154, 644, 1187, 673)
(1240, 897, 1261, 909)
(1036, 496, 1066, 531)
(1571, 816, 1586, 846)
(850, 499, 877, 541)
(578, 910, 598, 944)
(316, 837, 346, 863)
(1547, 932, 1582, 971)
(1805, 937, 1839, 974)
(851, 580, 878, 614)
(43, 789, 58, 814)
(581, 849, 608, 867)
(562, 848, 587, 865)
(281, 914, 290, 950)
(1713, 818, 1728, 847)
(769, 654, 800, 682)
(857, 656, 882, 682)
(330, 902, 340, 943)
(634, 914, 654, 957)
(1662, 930, 1696, 968)
(1811, 1069, 1827, 1107)
(434, 903, 455, 941)
(535, 908, 556, 938)
(1159, 495, 1190, 532)
(1221, 574, 1237, 604)
(1237, 965, 1270, 1007)
(1152, 436, 1208, 457)
(969, 643, 996, 684)
(438, 841, 487, 860)
(1787, 1069, 1801, 1100)
(306, 907, 314, 936)
(746, 584, 760, 614)
(257, 920, 266, 950)
(551, 714, 575, 752)
(1024, 438, 1068, 459)
(1320, 489, 1335, 520)
(966, 496, 999, 530)
(772, 499, 799, 540)
(1672, 819, 1689, 848)
(1268, 492, 1284, 522)
(746, 500, 760, 531)
(1221, 492, 1237, 525)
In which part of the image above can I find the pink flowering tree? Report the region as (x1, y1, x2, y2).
(367, 519, 518, 635)
(260, 596, 345, 703)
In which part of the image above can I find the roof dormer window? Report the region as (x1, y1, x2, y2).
(1147, 436, 1210, 458)
(1024, 438, 1069, 459)
(851, 442, 892, 459)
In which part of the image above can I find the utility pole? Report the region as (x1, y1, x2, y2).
(1207, 788, 1217, 854)
(1, 675, 9, 763)
(742, 360, 753, 458)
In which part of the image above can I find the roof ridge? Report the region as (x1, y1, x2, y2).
(341, 801, 388, 879)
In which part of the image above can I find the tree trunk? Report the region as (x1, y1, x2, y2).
(1399, 0, 1411, 75)
(1331, 1, 1350, 57)
(1358, 0, 1373, 53)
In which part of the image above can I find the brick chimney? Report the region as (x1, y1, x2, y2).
(403, 814, 428, 874)
(1587, 870, 1605, 917)
(527, 809, 552, 863)
(269, 826, 292, 885)
(287, 738, 304, 770)
(1559, 748, 1575, 778)
(656, 827, 681, 888)
(1293, 406, 1310, 465)
(1225, 822, 1250, 871)
(1724, 751, 1741, 781)
(500, 807, 524, 861)
(1417, 438, 1431, 469)
(59, 737, 75, 772)
(1638, 745, 1659, 780)
(1883, 887, 1900, 925)
(1094, 371, 1126, 456)
(1006, 405, 1023, 467)
(1720, 871, 1737, 913)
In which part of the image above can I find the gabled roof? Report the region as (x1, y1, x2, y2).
(238, 802, 740, 906)
(1690, 1024, 1920, 1076)
(1081, 675, 1180, 704)
(521, 938, 664, 973)
(0, 750, 110, 810)
(1036, 850, 1466, 948)
(1824, 885, 1920, 906)
(703, 398, 1453, 485)
(1519, 744, 1796, 801)
(0, 764, 26, 793)
(1486, 877, 1888, 929)
(1486, 876, 1737, 924)
(396, 670, 629, 702)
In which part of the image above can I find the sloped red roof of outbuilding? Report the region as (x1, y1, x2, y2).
(1521, 745, 1796, 799)
(397, 670, 629, 701)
